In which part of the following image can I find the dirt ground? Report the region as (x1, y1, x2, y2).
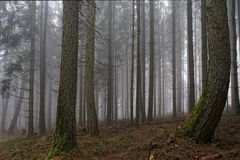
(0, 115, 240, 160)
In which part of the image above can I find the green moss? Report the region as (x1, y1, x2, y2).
(177, 87, 208, 138)
(108, 134, 133, 149)
(47, 132, 77, 159)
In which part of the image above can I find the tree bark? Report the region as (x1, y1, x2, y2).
(179, 0, 231, 143)
(201, 0, 208, 88)
(136, 0, 141, 128)
(39, 1, 48, 135)
(148, 0, 154, 121)
(85, 0, 99, 136)
(28, 1, 36, 137)
(172, 1, 177, 117)
(49, 1, 79, 157)
(187, 0, 195, 112)
(228, 0, 240, 114)
(130, 0, 135, 126)
(107, 0, 113, 126)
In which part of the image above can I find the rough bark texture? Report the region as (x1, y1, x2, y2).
(179, 0, 231, 143)
(228, 0, 240, 114)
(47, 80, 52, 130)
(49, 1, 79, 157)
(85, 0, 99, 136)
(148, 0, 154, 121)
(39, 1, 48, 135)
(201, 0, 208, 87)
(187, 0, 195, 112)
(107, 0, 113, 126)
(172, 1, 177, 117)
(28, 1, 36, 137)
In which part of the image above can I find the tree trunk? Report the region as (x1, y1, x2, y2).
(201, 0, 208, 87)
(148, 0, 154, 121)
(85, 0, 99, 136)
(1, 94, 9, 134)
(49, 1, 79, 157)
(172, 1, 177, 117)
(39, 1, 48, 135)
(8, 78, 26, 135)
(28, 1, 36, 137)
(130, 0, 135, 126)
(136, 0, 141, 128)
(187, 0, 195, 112)
(179, 0, 231, 143)
(47, 80, 52, 131)
(228, 0, 240, 114)
(107, 0, 113, 126)
(141, 0, 146, 123)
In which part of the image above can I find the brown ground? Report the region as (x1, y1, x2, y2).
(0, 115, 239, 160)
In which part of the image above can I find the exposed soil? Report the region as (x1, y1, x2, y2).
(0, 115, 239, 160)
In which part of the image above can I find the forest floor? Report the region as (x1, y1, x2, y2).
(0, 115, 240, 160)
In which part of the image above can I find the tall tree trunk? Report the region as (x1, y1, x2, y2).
(49, 1, 79, 157)
(148, 0, 154, 121)
(107, 0, 113, 126)
(136, 0, 141, 128)
(179, 0, 231, 143)
(187, 0, 195, 112)
(8, 78, 26, 135)
(28, 1, 36, 137)
(228, 0, 240, 114)
(162, 21, 165, 116)
(177, 4, 182, 115)
(141, 0, 146, 122)
(201, 0, 207, 87)
(39, 1, 48, 135)
(172, 1, 177, 117)
(85, 0, 99, 136)
(130, 0, 135, 126)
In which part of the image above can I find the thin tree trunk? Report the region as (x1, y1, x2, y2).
(85, 0, 99, 136)
(136, 0, 141, 128)
(39, 1, 48, 135)
(107, 0, 113, 126)
(28, 1, 36, 136)
(148, 0, 154, 121)
(187, 0, 195, 112)
(130, 0, 135, 126)
(172, 1, 177, 117)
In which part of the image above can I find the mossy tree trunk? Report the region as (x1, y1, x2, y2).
(49, 1, 79, 157)
(85, 0, 99, 136)
(179, 0, 231, 143)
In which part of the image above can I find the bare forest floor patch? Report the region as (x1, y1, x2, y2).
(0, 115, 239, 160)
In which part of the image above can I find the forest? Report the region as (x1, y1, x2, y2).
(0, 0, 239, 159)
